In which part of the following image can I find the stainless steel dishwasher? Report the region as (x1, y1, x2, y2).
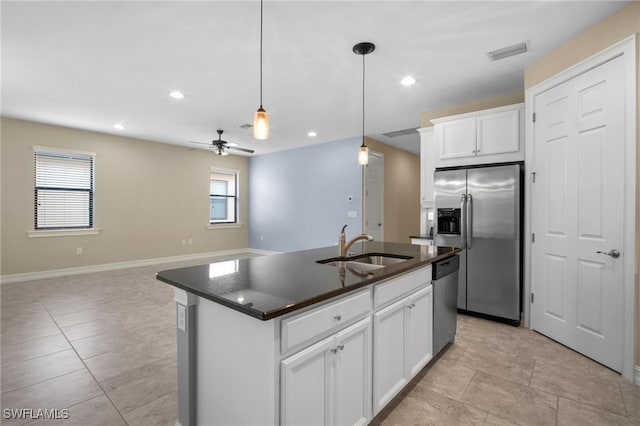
(432, 255, 459, 356)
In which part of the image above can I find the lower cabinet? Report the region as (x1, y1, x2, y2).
(372, 285, 433, 414)
(281, 317, 372, 426)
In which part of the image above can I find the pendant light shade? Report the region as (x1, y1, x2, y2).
(254, 106, 269, 140)
(358, 143, 369, 165)
(353, 42, 375, 165)
(254, 0, 269, 140)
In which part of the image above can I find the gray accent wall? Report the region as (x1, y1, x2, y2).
(249, 137, 363, 252)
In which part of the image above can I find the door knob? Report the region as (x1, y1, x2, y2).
(596, 249, 620, 259)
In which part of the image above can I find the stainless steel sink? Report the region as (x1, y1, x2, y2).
(317, 253, 413, 272)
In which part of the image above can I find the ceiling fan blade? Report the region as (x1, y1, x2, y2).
(189, 141, 212, 146)
(227, 146, 255, 154)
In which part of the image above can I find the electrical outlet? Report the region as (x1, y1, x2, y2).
(188, 238, 193, 245)
(348, 211, 357, 218)
(181, 239, 186, 245)
(76, 247, 83, 255)
(177, 305, 186, 331)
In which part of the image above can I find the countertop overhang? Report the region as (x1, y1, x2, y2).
(156, 242, 460, 321)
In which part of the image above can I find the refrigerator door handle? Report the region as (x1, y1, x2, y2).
(460, 194, 467, 249)
(466, 193, 473, 249)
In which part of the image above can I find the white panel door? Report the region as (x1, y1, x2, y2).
(281, 337, 332, 426)
(372, 298, 406, 414)
(333, 318, 371, 426)
(531, 55, 625, 371)
(405, 286, 433, 378)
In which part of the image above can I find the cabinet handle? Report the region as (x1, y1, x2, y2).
(337, 344, 344, 351)
(330, 347, 338, 354)
(333, 315, 342, 321)
(406, 303, 416, 310)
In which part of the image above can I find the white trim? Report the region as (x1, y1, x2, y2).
(27, 228, 101, 238)
(634, 365, 640, 386)
(0, 248, 279, 285)
(524, 35, 636, 382)
(207, 223, 242, 230)
(429, 102, 524, 125)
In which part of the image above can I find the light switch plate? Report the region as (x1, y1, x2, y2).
(348, 211, 357, 218)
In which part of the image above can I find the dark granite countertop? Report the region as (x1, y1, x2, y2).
(409, 234, 434, 240)
(156, 242, 460, 321)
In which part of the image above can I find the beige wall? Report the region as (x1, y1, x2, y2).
(420, 91, 524, 128)
(523, 2, 640, 366)
(1, 118, 249, 276)
(365, 137, 420, 243)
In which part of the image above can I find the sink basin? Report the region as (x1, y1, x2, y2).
(317, 253, 413, 272)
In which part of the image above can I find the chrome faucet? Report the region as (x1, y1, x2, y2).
(339, 224, 373, 257)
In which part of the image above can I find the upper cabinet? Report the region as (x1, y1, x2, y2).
(431, 103, 524, 167)
(418, 127, 436, 207)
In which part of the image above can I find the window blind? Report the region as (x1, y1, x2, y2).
(34, 150, 94, 229)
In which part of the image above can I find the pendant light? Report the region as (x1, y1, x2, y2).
(353, 42, 375, 165)
(253, 0, 269, 140)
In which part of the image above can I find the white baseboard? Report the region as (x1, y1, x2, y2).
(635, 365, 640, 386)
(0, 248, 280, 285)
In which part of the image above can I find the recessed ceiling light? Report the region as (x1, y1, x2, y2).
(113, 123, 125, 130)
(401, 76, 416, 86)
(307, 131, 317, 137)
(169, 90, 185, 99)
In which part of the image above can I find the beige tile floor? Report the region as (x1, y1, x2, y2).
(1, 255, 638, 426)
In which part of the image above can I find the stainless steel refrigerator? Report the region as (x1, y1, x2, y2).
(434, 163, 522, 322)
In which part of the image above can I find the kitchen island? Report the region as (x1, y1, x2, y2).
(157, 241, 459, 426)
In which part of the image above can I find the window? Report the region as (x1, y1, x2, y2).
(34, 148, 94, 230)
(210, 169, 238, 224)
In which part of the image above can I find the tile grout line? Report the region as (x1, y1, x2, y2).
(617, 381, 630, 419)
(528, 358, 536, 387)
(42, 304, 130, 426)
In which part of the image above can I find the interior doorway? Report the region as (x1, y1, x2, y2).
(365, 152, 384, 241)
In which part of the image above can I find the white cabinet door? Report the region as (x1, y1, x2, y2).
(437, 117, 476, 160)
(281, 337, 332, 426)
(405, 286, 433, 378)
(419, 127, 436, 206)
(333, 318, 371, 426)
(372, 297, 407, 414)
(476, 108, 520, 156)
(282, 318, 372, 426)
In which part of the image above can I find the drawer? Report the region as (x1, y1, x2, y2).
(374, 266, 431, 309)
(281, 290, 371, 353)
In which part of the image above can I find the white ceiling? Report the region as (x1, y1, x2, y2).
(1, 1, 629, 156)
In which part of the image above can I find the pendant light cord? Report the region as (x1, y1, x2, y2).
(259, 0, 264, 108)
(361, 53, 365, 144)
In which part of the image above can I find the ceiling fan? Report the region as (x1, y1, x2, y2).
(190, 130, 255, 156)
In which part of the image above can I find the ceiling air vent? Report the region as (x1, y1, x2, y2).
(382, 128, 418, 138)
(487, 41, 528, 61)
(239, 123, 253, 129)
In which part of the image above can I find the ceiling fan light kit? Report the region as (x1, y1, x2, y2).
(353, 41, 375, 166)
(190, 129, 255, 156)
(253, 0, 269, 140)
